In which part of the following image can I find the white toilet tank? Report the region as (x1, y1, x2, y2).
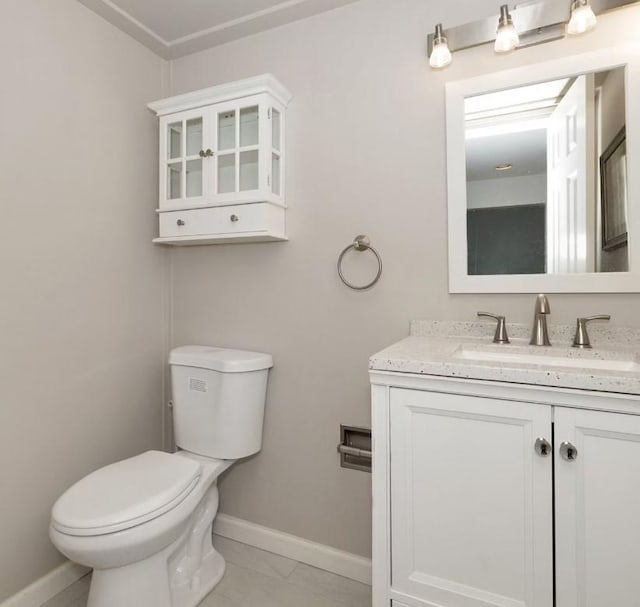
(169, 346, 273, 459)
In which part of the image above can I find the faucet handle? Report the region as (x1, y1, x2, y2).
(573, 315, 611, 349)
(477, 312, 510, 344)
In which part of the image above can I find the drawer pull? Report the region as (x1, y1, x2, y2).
(230, 214, 239, 222)
(176, 219, 185, 226)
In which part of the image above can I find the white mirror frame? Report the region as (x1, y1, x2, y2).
(447, 45, 640, 293)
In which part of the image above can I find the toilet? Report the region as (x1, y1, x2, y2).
(49, 345, 273, 607)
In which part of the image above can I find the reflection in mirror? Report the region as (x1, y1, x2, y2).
(465, 67, 628, 276)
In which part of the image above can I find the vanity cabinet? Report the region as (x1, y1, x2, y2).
(148, 74, 291, 245)
(371, 374, 640, 607)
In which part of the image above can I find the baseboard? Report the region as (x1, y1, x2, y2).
(213, 513, 372, 586)
(0, 561, 89, 607)
(1, 516, 371, 606)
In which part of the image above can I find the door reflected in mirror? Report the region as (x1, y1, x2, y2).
(465, 67, 628, 276)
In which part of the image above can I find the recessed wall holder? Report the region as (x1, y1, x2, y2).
(338, 425, 372, 473)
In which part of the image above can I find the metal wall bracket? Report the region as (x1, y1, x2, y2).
(338, 425, 372, 473)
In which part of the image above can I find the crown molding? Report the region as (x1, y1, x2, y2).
(78, 0, 360, 60)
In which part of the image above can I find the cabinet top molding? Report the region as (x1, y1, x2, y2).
(148, 73, 293, 116)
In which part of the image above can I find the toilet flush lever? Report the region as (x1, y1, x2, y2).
(477, 312, 510, 344)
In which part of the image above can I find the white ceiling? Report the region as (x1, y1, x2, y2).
(78, 0, 360, 59)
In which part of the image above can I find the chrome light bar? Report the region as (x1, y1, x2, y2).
(427, 0, 638, 57)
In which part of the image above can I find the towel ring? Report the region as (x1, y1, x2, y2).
(337, 235, 383, 291)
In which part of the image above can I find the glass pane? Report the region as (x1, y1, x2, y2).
(167, 162, 182, 199)
(272, 153, 281, 195)
(186, 118, 203, 157)
(186, 159, 202, 198)
(240, 106, 259, 147)
(218, 111, 236, 151)
(168, 122, 182, 160)
(240, 150, 259, 191)
(218, 154, 235, 194)
(272, 109, 281, 151)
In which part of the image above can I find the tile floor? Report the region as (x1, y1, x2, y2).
(42, 536, 372, 607)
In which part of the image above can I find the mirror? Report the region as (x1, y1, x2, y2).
(447, 47, 640, 292)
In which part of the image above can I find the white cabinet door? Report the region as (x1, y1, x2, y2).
(211, 94, 272, 206)
(390, 388, 553, 607)
(159, 108, 210, 208)
(555, 408, 640, 607)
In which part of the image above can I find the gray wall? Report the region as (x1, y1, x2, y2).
(0, 1, 167, 600)
(168, 0, 640, 559)
(467, 174, 547, 209)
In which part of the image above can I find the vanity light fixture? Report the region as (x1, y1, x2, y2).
(429, 23, 452, 69)
(426, 0, 637, 70)
(495, 5, 520, 53)
(567, 0, 598, 35)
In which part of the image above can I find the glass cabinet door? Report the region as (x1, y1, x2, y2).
(162, 112, 207, 205)
(215, 102, 261, 196)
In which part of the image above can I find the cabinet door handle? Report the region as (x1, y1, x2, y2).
(560, 441, 578, 461)
(205, 149, 214, 157)
(176, 219, 185, 226)
(230, 214, 239, 222)
(535, 438, 552, 457)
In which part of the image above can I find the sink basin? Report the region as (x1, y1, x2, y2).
(455, 345, 640, 373)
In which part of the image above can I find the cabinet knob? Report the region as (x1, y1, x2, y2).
(560, 441, 578, 461)
(176, 219, 185, 226)
(198, 150, 206, 158)
(230, 214, 239, 222)
(205, 149, 214, 157)
(535, 438, 552, 457)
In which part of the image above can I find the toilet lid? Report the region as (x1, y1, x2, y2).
(51, 451, 202, 536)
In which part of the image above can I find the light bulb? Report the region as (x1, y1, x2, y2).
(567, 0, 597, 35)
(429, 24, 452, 69)
(495, 5, 519, 53)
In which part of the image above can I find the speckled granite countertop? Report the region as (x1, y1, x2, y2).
(370, 321, 640, 396)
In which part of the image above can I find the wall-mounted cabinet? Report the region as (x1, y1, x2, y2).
(148, 74, 291, 245)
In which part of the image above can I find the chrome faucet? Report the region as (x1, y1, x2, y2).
(530, 294, 551, 346)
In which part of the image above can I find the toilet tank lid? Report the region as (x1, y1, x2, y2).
(169, 346, 273, 373)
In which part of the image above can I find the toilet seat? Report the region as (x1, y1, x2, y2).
(51, 451, 202, 537)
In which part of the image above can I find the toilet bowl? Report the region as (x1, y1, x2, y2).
(49, 346, 272, 607)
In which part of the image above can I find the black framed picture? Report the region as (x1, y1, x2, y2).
(600, 127, 628, 251)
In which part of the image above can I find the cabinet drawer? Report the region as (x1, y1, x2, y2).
(159, 203, 280, 238)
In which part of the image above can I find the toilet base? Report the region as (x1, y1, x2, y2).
(87, 483, 224, 607)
